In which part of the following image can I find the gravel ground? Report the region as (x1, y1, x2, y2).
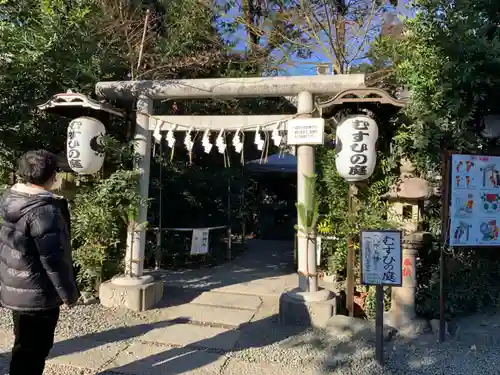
(0, 304, 151, 338)
(0, 304, 157, 375)
(232, 311, 500, 375)
(1, 303, 500, 375)
(0, 361, 118, 375)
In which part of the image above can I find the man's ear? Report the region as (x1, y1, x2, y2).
(48, 173, 63, 191)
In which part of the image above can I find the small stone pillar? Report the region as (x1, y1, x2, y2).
(390, 232, 429, 326)
(382, 159, 439, 334)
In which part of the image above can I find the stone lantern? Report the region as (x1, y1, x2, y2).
(385, 159, 428, 232)
(382, 159, 438, 334)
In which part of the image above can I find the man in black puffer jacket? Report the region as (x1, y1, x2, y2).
(0, 149, 79, 375)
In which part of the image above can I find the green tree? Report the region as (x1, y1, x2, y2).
(0, 0, 262, 291)
(0, 0, 235, 163)
(393, 0, 500, 172)
(0, 0, 116, 165)
(387, 0, 500, 318)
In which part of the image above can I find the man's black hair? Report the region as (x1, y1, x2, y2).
(17, 150, 58, 186)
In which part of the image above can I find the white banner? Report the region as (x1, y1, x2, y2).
(190, 229, 210, 255)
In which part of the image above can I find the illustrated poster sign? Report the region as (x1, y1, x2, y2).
(360, 230, 402, 286)
(449, 154, 500, 247)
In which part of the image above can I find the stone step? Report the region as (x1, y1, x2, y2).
(190, 291, 262, 311)
(154, 303, 255, 328)
(139, 323, 241, 351)
(212, 274, 298, 297)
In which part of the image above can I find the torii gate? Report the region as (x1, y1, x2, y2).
(41, 74, 405, 324)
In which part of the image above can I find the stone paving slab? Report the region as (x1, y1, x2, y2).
(151, 239, 298, 298)
(48, 338, 130, 370)
(139, 323, 241, 351)
(0, 329, 130, 373)
(212, 275, 297, 297)
(102, 342, 227, 375)
(151, 304, 255, 328)
(222, 359, 321, 375)
(190, 291, 262, 311)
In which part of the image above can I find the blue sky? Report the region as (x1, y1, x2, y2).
(219, 0, 412, 76)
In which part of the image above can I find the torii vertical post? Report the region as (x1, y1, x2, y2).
(99, 94, 163, 312)
(296, 91, 318, 293)
(125, 95, 153, 278)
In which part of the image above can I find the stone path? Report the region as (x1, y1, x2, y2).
(2, 240, 500, 374)
(0, 291, 320, 375)
(151, 239, 299, 297)
(4, 299, 500, 375)
(0, 240, 313, 375)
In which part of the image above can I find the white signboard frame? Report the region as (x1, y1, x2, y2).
(360, 229, 402, 286)
(447, 153, 500, 247)
(286, 118, 325, 145)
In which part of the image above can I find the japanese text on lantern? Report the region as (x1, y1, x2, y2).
(360, 230, 402, 286)
(335, 115, 378, 182)
(67, 120, 83, 169)
(349, 119, 370, 177)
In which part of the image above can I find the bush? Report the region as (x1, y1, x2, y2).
(364, 286, 392, 320)
(71, 169, 145, 292)
(416, 248, 500, 320)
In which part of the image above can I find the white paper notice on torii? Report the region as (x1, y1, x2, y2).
(286, 118, 325, 145)
(360, 230, 402, 286)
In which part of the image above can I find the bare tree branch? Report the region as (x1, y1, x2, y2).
(223, 0, 401, 77)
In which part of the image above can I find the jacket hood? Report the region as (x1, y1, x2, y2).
(0, 183, 55, 223)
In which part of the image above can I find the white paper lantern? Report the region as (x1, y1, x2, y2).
(66, 116, 106, 174)
(335, 115, 378, 182)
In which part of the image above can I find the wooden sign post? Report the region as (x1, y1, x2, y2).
(360, 229, 403, 365)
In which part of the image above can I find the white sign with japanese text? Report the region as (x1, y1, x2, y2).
(360, 230, 402, 286)
(190, 229, 210, 255)
(286, 118, 325, 145)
